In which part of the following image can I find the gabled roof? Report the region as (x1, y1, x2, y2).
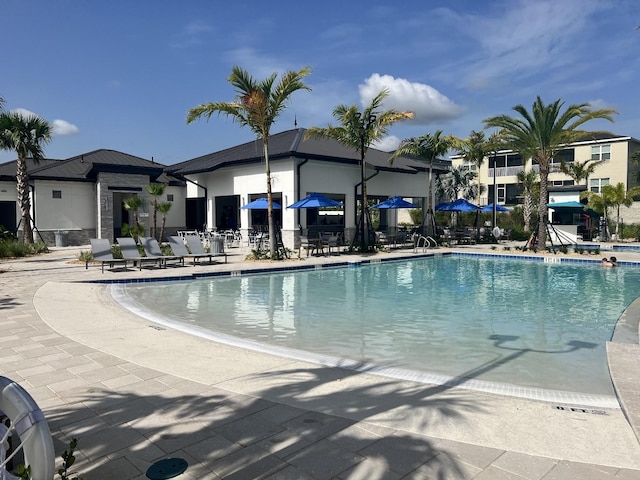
(0, 149, 184, 185)
(168, 128, 450, 176)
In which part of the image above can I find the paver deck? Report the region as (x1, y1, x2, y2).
(2, 242, 640, 479)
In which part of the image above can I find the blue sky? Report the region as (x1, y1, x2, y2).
(1, 0, 638, 165)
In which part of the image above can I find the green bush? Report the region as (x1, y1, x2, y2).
(0, 240, 47, 258)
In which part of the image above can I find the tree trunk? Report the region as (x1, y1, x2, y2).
(16, 156, 34, 244)
(264, 140, 276, 258)
(537, 162, 549, 247)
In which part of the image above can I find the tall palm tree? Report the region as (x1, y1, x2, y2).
(560, 159, 601, 186)
(306, 89, 413, 251)
(157, 201, 172, 243)
(146, 182, 166, 240)
(457, 130, 490, 206)
(516, 169, 539, 232)
(187, 66, 312, 258)
(483, 96, 616, 247)
(0, 111, 52, 244)
(390, 130, 456, 236)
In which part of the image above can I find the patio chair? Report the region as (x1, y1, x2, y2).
(326, 233, 341, 255)
(141, 237, 184, 267)
(88, 238, 129, 273)
(185, 234, 227, 263)
(116, 237, 164, 270)
(168, 236, 219, 266)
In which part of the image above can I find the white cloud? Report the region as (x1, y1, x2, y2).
(372, 135, 401, 152)
(9, 108, 78, 136)
(171, 20, 214, 49)
(359, 74, 464, 125)
(11, 108, 39, 118)
(52, 119, 79, 136)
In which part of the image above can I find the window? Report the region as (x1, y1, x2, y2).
(551, 149, 575, 164)
(591, 144, 611, 161)
(506, 154, 523, 167)
(590, 178, 609, 193)
(167, 194, 174, 201)
(52, 190, 62, 199)
(551, 180, 575, 186)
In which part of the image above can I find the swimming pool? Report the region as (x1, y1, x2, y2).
(115, 256, 639, 401)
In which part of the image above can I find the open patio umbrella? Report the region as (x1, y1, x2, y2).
(371, 196, 419, 209)
(287, 192, 342, 209)
(481, 203, 510, 212)
(241, 197, 282, 209)
(435, 198, 480, 212)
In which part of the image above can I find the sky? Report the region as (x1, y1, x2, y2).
(1, 0, 639, 165)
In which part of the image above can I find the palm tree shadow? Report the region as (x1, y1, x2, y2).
(0, 297, 21, 310)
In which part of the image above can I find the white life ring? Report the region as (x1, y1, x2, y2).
(0, 376, 54, 480)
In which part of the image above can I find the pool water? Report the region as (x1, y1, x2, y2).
(117, 257, 640, 397)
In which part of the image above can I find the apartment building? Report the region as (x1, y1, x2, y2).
(451, 134, 640, 208)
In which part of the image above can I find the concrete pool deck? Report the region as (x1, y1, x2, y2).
(2, 242, 640, 479)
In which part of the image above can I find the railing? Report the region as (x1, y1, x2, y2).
(489, 164, 564, 178)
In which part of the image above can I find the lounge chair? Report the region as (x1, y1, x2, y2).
(116, 237, 164, 270)
(185, 234, 227, 263)
(168, 236, 220, 266)
(141, 237, 184, 267)
(88, 238, 129, 273)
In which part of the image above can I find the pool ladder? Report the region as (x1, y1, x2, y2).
(413, 235, 437, 253)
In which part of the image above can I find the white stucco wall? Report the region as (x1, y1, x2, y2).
(34, 180, 95, 231)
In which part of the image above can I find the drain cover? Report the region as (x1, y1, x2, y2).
(146, 458, 188, 479)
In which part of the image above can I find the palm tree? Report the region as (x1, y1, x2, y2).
(122, 195, 145, 241)
(187, 66, 312, 258)
(483, 96, 616, 247)
(157, 201, 172, 243)
(516, 169, 539, 232)
(436, 165, 478, 202)
(456, 130, 490, 206)
(582, 183, 640, 240)
(146, 182, 166, 240)
(389, 130, 456, 236)
(560, 159, 601, 186)
(0, 111, 52, 244)
(306, 89, 413, 251)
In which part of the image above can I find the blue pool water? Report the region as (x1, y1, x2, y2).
(117, 256, 640, 397)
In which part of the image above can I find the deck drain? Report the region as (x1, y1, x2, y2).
(554, 405, 608, 415)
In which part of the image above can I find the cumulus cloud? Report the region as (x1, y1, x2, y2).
(9, 108, 78, 136)
(359, 74, 464, 125)
(52, 119, 79, 136)
(372, 135, 402, 152)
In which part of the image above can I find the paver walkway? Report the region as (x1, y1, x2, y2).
(1, 243, 640, 479)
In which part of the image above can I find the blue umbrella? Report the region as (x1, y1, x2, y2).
(287, 193, 342, 209)
(436, 198, 480, 212)
(481, 203, 510, 212)
(371, 196, 419, 209)
(241, 197, 282, 209)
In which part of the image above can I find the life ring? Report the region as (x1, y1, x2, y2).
(0, 376, 54, 480)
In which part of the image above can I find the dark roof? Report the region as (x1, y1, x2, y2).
(169, 128, 450, 176)
(0, 149, 184, 185)
(0, 158, 61, 180)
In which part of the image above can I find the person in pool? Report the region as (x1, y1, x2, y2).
(601, 257, 619, 267)
(610, 256, 619, 266)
